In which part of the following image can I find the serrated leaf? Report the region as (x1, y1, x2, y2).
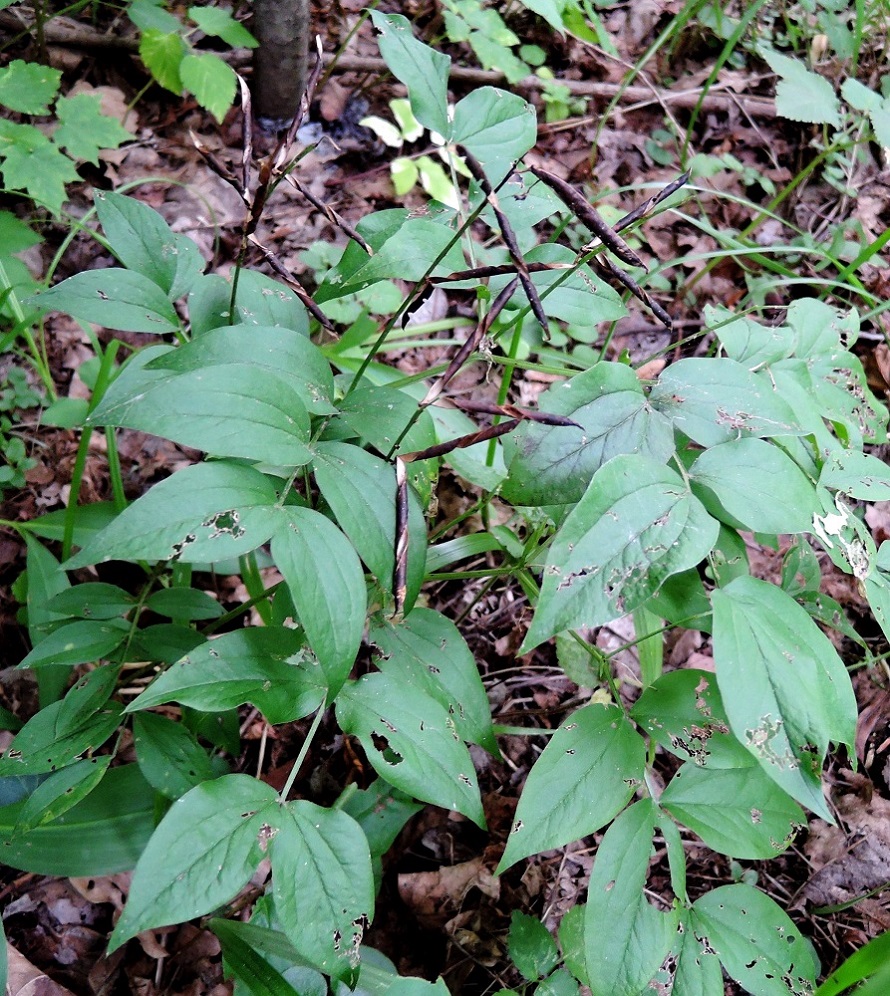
(188, 5, 258, 47)
(502, 362, 674, 506)
(523, 454, 719, 651)
(336, 673, 485, 828)
(18, 618, 129, 669)
(315, 442, 426, 611)
(133, 712, 218, 800)
(693, 884, 817, 996)
(271, 508, 366, 696)
(29, 268, 180, 332)
(129, 0, 183, 34)
(140, 28, 186, 93)
(0, 121, 80, 216)
(94, 190, 204, 299)
(712, 576, 857, 819)
(649, 357, 805, 446)
(108, 774, 280, 951)
(12, 756, 112, 836)
(370, 12, 450, 137)
(452, 86, 537, 180)
(689, 437, 817, 534)
(0, 59, 60, 113)
(583, 800, 679, 996)
(272, 802, 374, 984)
(661, 763, 804, 859)
(497, 704, 645, 872)
(53, 94, 132, 165)
(88, 362, 312, 465)
(126, 628, 325, 724)
(148, 324, 332, 413)
(65, 461, 280, 567)
(180, 52, 237, 123)
(369, 607, 496, 754)
(762, 48, 841, 127)
(0, 764, 156, 876)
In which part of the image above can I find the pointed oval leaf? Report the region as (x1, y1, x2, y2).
(271, 508, 367, 696)
(133, 712, 218, 800)
(497, 703, 645, 872)
(12, 756, 112, 836)
(649, 358, 805, 446)
(583, 800, 679, 996)
(712, 576, 857, 819)
(672, 909, 725, 996)
(523, 454, 719, 651)
(690, 437, 817, 534)
(231, 269, 310, 332)
(180, 52, 236, 123)
(693, 884, 818, 996)
(18, 618, 129, 669)
(108, 774, 280, 952)
(29, 269, 180, 333)
(126, 628, 325, 724)
(65, 462, 279, 567)
(508, 912, 559, 982)
(503, 362, 674, 506)
(452, 87, 537, 180)
(145, 586, 223, 621)
(661, 763, 804, 859)
(369, 607, 496, 754)
(819, 449, 890, 501)
(336, 673, 485, 828)
(47, 582, 135, 620)
(272, 801, 374, 985)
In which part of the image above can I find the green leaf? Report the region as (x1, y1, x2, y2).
(272, 801, 374, 984)
(336, 673, 486, 828)
(231, 269, 310, 331)
(452, 86, 537, 180)
(0, 764, 156, 875)
(661, 763, 804, 859)
(497, 704, 645, 872)
(212, 918, 304, 996)
(133, 712, 218, 800)
(180, 52, 237, 123)
(140, 29, 186, 93)
(22, 535, 70, 645)
(12, 756, 112, 836)
(53, 94, 132, 165)
(762, 48, 841, 127)
(369, 607, 497, 754)
(693, 884, 818, 995)
(109, 774, 280, 952)
(189, 5, 258, 47)
(502, 362, 674, 506)
(129, 0, 184, 34)
(712, 576, 857, 819)
(126, 628, 325, 724)
(649, 357, 805, 447)
(145, 586, 222, 620)
(0, 59, 60, 113)
(0, 121, 80, 216)
(47, 582, 135, 620)
(149, 324, 332, 414)
(508, 912, 559, 981)
(671, 909, 724, 996)
(370, 12, 450, 137)
(314, 442, 427, 611)
(523, 454, 719, 651)
(29, 268, 180, 333)
(689, 437, 818, 534)
(583, 800, 679, 996)
(94, 190, 204, 299)
(816, 929, 890, 996)
(271, 508, 367, 696)
(88, 363, 312, 465)
(65, 461, 280, 567)
(18, 618, 129, 668)
(819, 449, 890, 501)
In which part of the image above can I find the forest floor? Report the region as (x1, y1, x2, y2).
(2, 1, 890, 994)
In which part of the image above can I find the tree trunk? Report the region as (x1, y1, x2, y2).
(251, 0, 310, 129)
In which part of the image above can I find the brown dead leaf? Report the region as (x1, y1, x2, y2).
(398, 857, 499, 928)
(6, 943, 77, 996)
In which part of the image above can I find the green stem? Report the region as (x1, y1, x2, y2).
(278, 699, 327, 803)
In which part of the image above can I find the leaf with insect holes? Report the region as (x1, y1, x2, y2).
(497, 704, 645, 872)
(712, 576, 857, 820)
(761, 48, 841, 127)
(17, 618, 129, 669)
(336, 673, 485, 828)
(94, 191, 203, 300)
(584, 800, 679, 996)
(369, 607, 497, 754)
(819, 449, 890, 501)
(272, 801, 374, 985)
(503, 362, 674, 506)
(64, 461, 280, 567)
(522, 454, 719, 652)
(0, 59, 60, 113)
(28, 269, 180, 332)
(108, 774, 280, 952)
(125, 628, 326, 724)
(692, 885, 817, 996)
